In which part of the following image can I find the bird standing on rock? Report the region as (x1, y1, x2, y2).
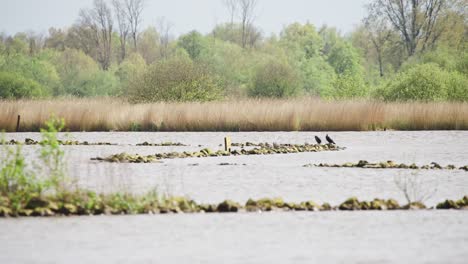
(315, 136, 322, 144)
(326, 134, 336, 144)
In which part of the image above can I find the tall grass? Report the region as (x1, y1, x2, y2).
(1, 98, 467, 132)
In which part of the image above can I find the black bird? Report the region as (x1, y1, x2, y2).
(325, 134, 336, 145)
(314, 136, 322, 144)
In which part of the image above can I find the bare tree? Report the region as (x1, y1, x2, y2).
(374, 0, 448, 56)
(364, 6, 394, 77)
(44, 28, 66, 51)
(124, 0, 145, 50)
(223, 0, 238, 26)
(113, 0, 130, 62)
(78, 0, 114, 70)
(394, 171, 438, 204)
(66, 24, 95, 56)
(238, 0, 257, 48)
(26, 31, 44, 56)
(156, 17, 174, 59)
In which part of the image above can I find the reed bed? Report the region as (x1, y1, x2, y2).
(1, 98, 468, 132)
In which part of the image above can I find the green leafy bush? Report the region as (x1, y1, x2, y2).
(446, 71, 468, 102)
(177, 31, 207, 60)
(249, 59, 301, 98)
(0, 117, 67, 215)
(330, 74, 368, 99)
(0, 141, 45, 214)
(128, 55, 222, 103)
(0, 72, 44, 99)
(379, 63, 449, 102)
(0, 53, 59, 96)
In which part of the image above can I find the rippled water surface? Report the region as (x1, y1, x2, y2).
(1, 131, 467, 263)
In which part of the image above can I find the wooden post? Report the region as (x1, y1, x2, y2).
(224, 136, 231, 152)
(16, 115, 21, 132)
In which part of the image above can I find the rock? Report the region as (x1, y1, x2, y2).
(200, 148, 213, 156)
(0, 206, 12, 217)
(385, 199, 400, 210)
(245, 199, 260, 212)
(359, 201, 372, 210)
(217, 200, 241, 213)
(173, 197, 197, 213)
(300, 201, 321, 211)
(293, 203, 307, 211)
(33, 207, 55, 217)
(357, 160, 369, 167)
(199, 204, 217, 213)
(456, 196, 468, 207)
(370, 199, 387, 210)
(339, 197, 361, 210)
(399, 164, 409, 169)
(320, 203, 332, 211)
(445, 165, 456, 170)
(403, 202, 426, 210)
(436, 199, 459, 209)
(60, 203, 78, 214)
(256, 198, 274, 211)
(26, 196, 50, 209)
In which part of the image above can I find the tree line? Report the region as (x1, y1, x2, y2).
(0, 0, 466, 102)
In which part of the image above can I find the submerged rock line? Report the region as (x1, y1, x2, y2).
(92, 143, 344, 163)
(305, 160, 468, 171)
(1, 195, 466, 217)
(2, 138, 187, 147)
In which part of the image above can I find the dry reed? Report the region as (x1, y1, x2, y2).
(1, 98, 467, 132)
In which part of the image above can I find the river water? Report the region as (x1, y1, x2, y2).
(0, 131, 467, 263)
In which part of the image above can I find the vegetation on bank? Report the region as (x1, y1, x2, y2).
(1, 98, 468, 132)
(0, 0, 466, 103)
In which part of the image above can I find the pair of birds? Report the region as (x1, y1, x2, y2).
(315, 134, 335, 145)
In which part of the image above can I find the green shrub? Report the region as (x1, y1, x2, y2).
(0, 53, 59, 96)
(177, 31, 207, 60)
(0, 140, 45, 213)
(380, 63, 449, 102)
(249, 59, 301, 98)
(446, 71, 468, 102)
(0, 72, 44, 99)
(329, 74, 368, 99)
(128, 56, 222, 103)
(0, 117, 67, 215)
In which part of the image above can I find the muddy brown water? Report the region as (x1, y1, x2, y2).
(1, 131, 467, 263)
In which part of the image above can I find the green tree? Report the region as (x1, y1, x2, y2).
(445, 71, 468, 102)
(379, 63, 449, 101)
(0, 52, 59, 96)
(249, 59, 301, 98)
(280, 23, 323, 59)
(128, 55, 222, 102)
(116, 52, 147, 95)
(137, 27, 160, 64)
(0, 72, 44, 99)
(177, 31, 207, 60)
(52, 48, 99, 96)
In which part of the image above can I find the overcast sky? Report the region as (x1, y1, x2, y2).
(0, 0, 371, 36)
